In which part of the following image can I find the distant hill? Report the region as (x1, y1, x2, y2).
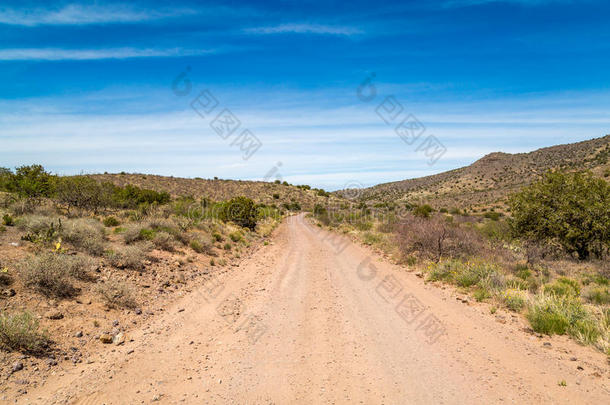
(88, 173, 338, 210)
(342, 135, 610, 212)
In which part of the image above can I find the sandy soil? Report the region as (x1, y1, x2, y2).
(10, 214, 609, 404)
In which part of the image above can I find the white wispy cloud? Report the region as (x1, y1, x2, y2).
(245, 23, 362, 36)
(444, 0, 576, 7)
(0, 3, 196, 26)
(0, 47, 215, 61)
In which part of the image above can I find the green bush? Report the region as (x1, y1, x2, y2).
(483, 211, 502, 221)
(103, 216, 120, 227)
(413, 204, 433, 218)
(0, 311, 49, 354)
(219, 197, 258, 230)
(455, 262, 497, 288)
(229, 231, 243, 242)
(212, 232, 223, 242)
(2, 213, 14, 226)
(509, 171, 610, 259)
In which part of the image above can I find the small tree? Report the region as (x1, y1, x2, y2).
(508, 171, 610, 259)
(12, 165, 54, 199)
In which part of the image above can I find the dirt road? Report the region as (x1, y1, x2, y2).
(20, 214, 609, 404)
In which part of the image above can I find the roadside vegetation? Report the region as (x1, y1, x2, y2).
(0, 165, 289, 357)
(311, 170, 610, 355)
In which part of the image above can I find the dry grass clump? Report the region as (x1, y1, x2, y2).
(18, 252, 94, 297)
(96, 279, 137, 308)
(189, 235, 216, 255)
(61, 218, 106, 256)
(105, 242, 152, 270)
(0, 311, 49, 354)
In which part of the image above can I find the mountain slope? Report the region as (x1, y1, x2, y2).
(349, 135, 610, 211)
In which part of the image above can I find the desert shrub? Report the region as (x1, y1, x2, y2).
(273, 193, 280, 199)
(282, 201, 301, 211)
(103, 216, 120, 227)
(122, 223, 148, 244)
(396, 215, 486, 262)
(97, 279, 136, 308)
(105, 242, 152, 270)
(18, 253, 84, 297)
(585, 287, 610, 305)
(479, 220, 511, 243)
(2, 213, 14, 226)
(0, 311, 49, 354)
(427, 260, 463, 283)
(55, 176, 113, 212)
(61, 218, 106, 255)
(362, 232, 382, 246)
(509, 171, 610, 259)
(527, 294, 598, 343)
(223, 242, 231, 250)
(190, 237, 215, 255)
(483, 211, 502, 221)
(501, 289, 527, 312)
(153, 231, 175, 251)
(212, 232, 223, 242)
(543, 277, 581, 297)
(218, 197, 258, 230)
(413, 204, 433, 218)
(17, 215, 62, 243)
(111, 184, 170, 208)
(354, 221, 373, 231)
(229, 231, 243, 242)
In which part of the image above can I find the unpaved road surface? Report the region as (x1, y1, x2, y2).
(17, 214, 610, 404)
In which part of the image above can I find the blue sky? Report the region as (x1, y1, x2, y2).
(1, 0, 609, 190)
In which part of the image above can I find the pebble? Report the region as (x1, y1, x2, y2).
(12, 362, 23, 373)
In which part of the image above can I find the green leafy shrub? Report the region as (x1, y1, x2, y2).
(218, 197, 258, 230)
(2, 214, 14, 226)
(55, 176, 114, 212)
(483, 211, 502, 221)
(11, 165, 55, 199)
(212, 232, 223, 242)
(509, 171, 610, 259)
(455, 262, 497, 288)
(0, 311, 49, 354)
(103, 216, 120, 227)
(413, 204, 433, 218)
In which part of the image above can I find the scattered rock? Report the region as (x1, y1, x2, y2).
(3, 289, 16, 297)
(178, 308, 185, 313)
(112, 320, 119, 327)
(577, 366, 584, 371)
(135, 308, 142, 315)
(46, 311, 63, 320)
(46, 359, 57, 367)
(9, 242, 20, 247)
(74, 331, 83, 338)
(543, 342, 552, 347)
(570, 357, 577, 361)
(12, 362, 23, 373)
(113, 332, 126, 346)
(99, 334, 113, 344)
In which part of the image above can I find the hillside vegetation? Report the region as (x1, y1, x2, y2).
(346, 135, 610, 213)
